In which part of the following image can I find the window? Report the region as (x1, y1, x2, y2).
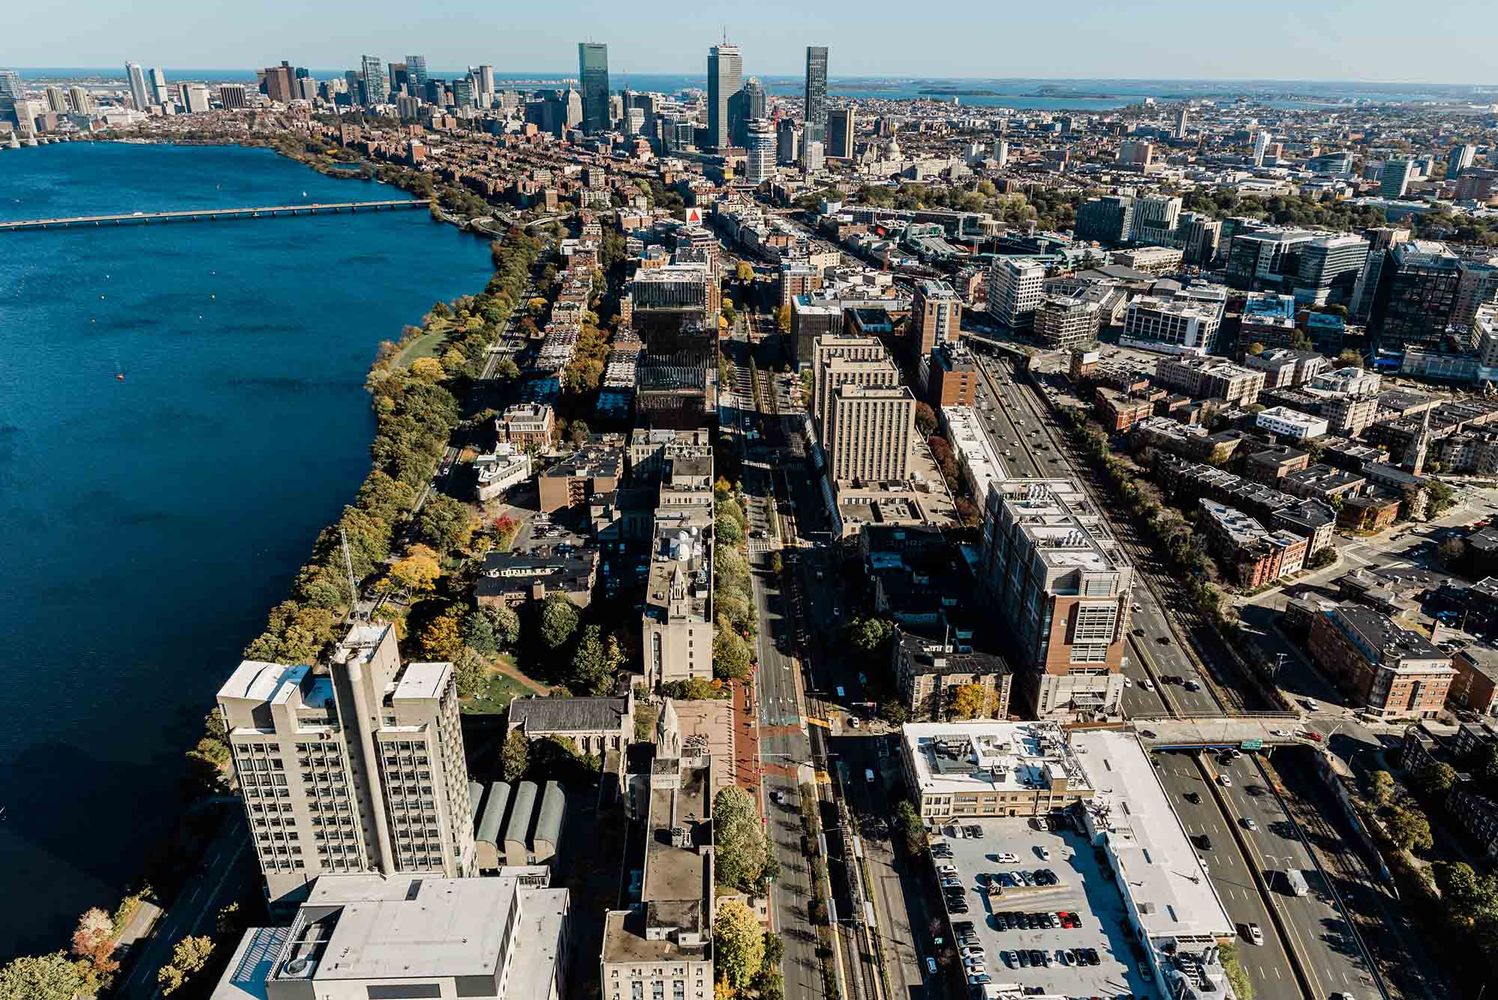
(1072, 602, 1118, 643)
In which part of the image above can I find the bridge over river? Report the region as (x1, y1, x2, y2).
(0, 198, 427, 231)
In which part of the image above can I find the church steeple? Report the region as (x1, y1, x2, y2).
(656, 697, 682, 759)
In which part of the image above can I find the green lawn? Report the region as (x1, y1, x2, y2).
(464, 655, 542, 715)
(393, 323, 451, 368)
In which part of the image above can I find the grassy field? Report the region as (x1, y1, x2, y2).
(464, 654, 546, 715)
(392, 321, 451, 368)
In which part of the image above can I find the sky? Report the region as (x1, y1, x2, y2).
(4, 0, 1498, 84)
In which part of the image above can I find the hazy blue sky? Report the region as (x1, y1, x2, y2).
(6, 0, 1497, 83)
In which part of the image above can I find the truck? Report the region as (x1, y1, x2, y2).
(1284, 868, 1309, 897)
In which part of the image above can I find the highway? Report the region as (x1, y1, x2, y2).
(967, 349, 1382, 1000)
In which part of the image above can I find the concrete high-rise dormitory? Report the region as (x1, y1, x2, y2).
(217, 623, 476, 905)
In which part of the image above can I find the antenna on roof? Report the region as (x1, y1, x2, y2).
(340, 527, 361, 620)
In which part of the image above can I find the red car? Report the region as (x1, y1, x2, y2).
(1304, 730, 1324, 743)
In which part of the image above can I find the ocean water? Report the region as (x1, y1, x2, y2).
(0, 142, 492, 956)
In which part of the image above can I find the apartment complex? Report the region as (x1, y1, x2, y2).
(911, 278, 962, 356)
(1122, 296, 1223, 354)
(1307, 605, 1456, 719)
(1034, 295, 1101, 350)
(811, 335, 901, 435)
(893, 629, 1013, 722)
(987, 257, 1046, 330)
(825, 384, 916, 484)
(978, 479, 1133, 718)
(1152, 355, 1265, 405)
(217, 624, 476, 904)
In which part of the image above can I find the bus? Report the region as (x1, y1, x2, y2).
(1284, 868, 1309, 897)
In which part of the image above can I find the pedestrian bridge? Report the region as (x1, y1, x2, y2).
(0, 199, 427, 231)
(1128, 714, 1309, 750)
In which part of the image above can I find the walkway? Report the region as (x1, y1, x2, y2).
(0, 199, 425, 231)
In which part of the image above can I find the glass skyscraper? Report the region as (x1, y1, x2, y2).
(804, 46, 828, 149)
(361, 54, 388, 104)
(406, 55, 428, 89)
(578, 42, 610, 133)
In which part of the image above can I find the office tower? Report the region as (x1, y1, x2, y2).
(706, 43, 742, 150)
(744, 118, 775, 185)
(1174, 105, 1188, 139)
(475, 64, 495, 101)
(987, 257, 1046, 330)
(1350, 226, 1411, 321)
(1034, 296, 1101, 350)
(406, 54, 428, 90)
(296, 76, 317, 102)
(361, 54, 388, 104)
(1172, 212, 1220, 266)
(563, 88, 582, 129)
(911, 278, 962, 356)
(578, 42, 610, 132)
(182, 82, 211, 114)
(219, 84, 247, 109)
(453, 76, 475, 109)
(1128, 194, 1181, 246)
(125, 61, 149, 111)
(67, 85, 93, 114)
(44, 86, 67, 114)
(1251, 129, 1270, 166)
(0, 70, 19, 99)
(777, 118, 800, 165)
(1294, 234, 1371, 306)
(978, 479, 1133, 718)
(826, 106, 854, 158)
(263, 62, 295, 103)
(802, 139, 825, 173)
(387, 62, 409, 95)
(1308, 150, 1354, 175)
(147, 67, 168, 106)
(1449, 143, 1477, 179)
(1381, 158, 1414, 199)
(1075, 195, 1131, 245)
(217, 623, 476, 904)
(1369, 241, 1465, 354)
(727, 76, 765, 148)
(825, 384, 916, 483)
(804, 45, 828, 149)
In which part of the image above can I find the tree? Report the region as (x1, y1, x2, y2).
(1437, 536, 1468, 569)
(1366, 770, 1396, 808)
(421, 611, 465, 661)
(914, 401, 938, 438)
(713, 899, 765, 989)
(1412, 760, 1458, 797)
(570, 625, 616, 695)
(714, 624, 752, 680)
(419, 494, 478, 555)
(0, 954, 84, 1000)
(390, 544, 442, 593)
(949, 683, 991, 720)
(158, 935, 214, 996)
(453, 648, 487, 698)
(568, 419, 590, 447)
(893, 799, 926, 856)
(410, 356, 447, 383)
(1385, 804, 1433, 853)
(1433, 861, 1498, 925)
(71, 907, 117, 972)
(715, 786, 769, 892)
(776, 304, 792, 333)
(538, 593, 580, 653)
(1337, 349, 1365, 369)
(846, 617, 894, 656)
(502, 730, 530, 781)
(736, 261, 755, 283)
(769, 551, 784, 575)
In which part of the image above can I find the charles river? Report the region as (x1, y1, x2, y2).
(0, 142, 493, 955)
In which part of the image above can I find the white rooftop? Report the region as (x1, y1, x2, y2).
(902, 721, 1094, 796)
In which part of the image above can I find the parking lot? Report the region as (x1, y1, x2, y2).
(933, 817, 1153, 998)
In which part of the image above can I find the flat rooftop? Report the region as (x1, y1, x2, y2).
(1071, 731, 1232, 942)
(903, 722, 1094, 798)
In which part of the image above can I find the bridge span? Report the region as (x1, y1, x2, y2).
(0, 199, 428, 232)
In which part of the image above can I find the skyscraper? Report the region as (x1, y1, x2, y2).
(1251, 129, 1270, 166)
(217, 623, 476, 904)
(745, 118, 775, 185)
(1174, 105, 1188, 139)
(706, 42, 742, 151)
(147, 67, 168, 107)
(578, 42, 610, 133)
(727, 76, 764, 148)
(826, 106, 854, 159)
(0, 70, 20, 100)
(44, 86, 67, 114)
(406, 54, 429, 89)
(125, 62, 149, 111)
(1381, 158, 1415, 199)
(475, 64, 495, 102)
(67, 85, 93, 114)
(804, 46, 828, 150)
(361, 54, 388, 104)
(1448, 143, 1477, 179)
(263, 62, 295, 103)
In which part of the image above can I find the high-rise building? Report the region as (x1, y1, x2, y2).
(1128, 194, 1181, 246)
(216, 623, 476, 904)
(1174, 212, 1222, 266)
(475, 64, 495, 101)
(987, 258, 1046, 330)
(1350, 226, 1411, 321)
(578, 42, 610, 133)
(361, 54, 388, 104)
(1174, 105, 1188, 139)
(218, 84, 247, 109)
(744, 118, 775, 185)
(0, 70, 20, 100)
(727, 76, 765, 148)
(804, 45, 828, 150)
(1369, 241, 1465, 355)
(67, 85, 93, 114)
(812, 335, 900, 437)
(1294, 234, 1371, 306)
(452, 75, 475, 109)
(147, 67, 168, 107)
(406, 54, 429, 89)
(978, 479, 1133, 718)
(1381, 158, 1415, 199)
(1118, 139, 1154, 167)
(1251, 129, 1270, 166)
(911, 278, 962, 356)
(826, 106, 854, 159)
(825, 384, 915, 483)
(181, 82, 211, 114)
(1449, 143, 1478, 180)
(1034, 296, 1101, 350)
(802, 139, 825, 173)
(1075, 195, 1133, 245)
(262, 62, 295, 103)
(125, 61, 149, 111)
(777, 117, 800, 165)
(706, 43, 742, 150)
(43, 86, 67, 114)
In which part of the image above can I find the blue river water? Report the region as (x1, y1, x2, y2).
(0, 142, 493, 956)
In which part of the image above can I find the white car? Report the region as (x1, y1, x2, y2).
(993, 852, 1018, 864)
(1218, 774, 1233, 788)
(1141, 678, 1155, 691)
(1246, 923, 1264, 946)
(1036, 846, 1052, 860)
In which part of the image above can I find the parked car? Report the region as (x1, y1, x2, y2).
(992, 852, 1018, 864)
